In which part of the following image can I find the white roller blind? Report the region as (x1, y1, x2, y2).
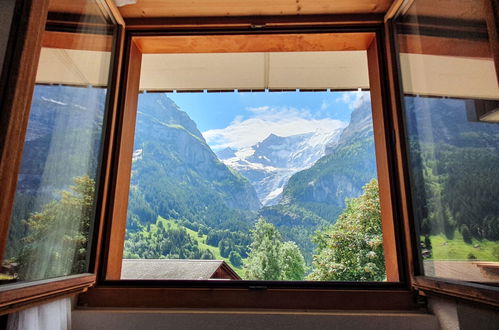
(139, 51, 370, 91)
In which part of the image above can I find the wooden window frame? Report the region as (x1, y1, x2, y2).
(81, 16, 422, 310)
(0, 0, 125, 315)
(381, 0, 499, 308)
(1, 0, 495, 313)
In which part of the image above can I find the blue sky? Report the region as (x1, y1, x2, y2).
(164, 90, 368, 150)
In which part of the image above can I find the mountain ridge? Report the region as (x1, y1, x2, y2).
(217, 129, 342, 206)
(260, 94, 378, 263)
(127, 93, 261, 234)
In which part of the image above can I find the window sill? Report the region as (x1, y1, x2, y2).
(0, 273, 96, 315)
(413, 276, 499, 307)
(78, 283, 418, 310)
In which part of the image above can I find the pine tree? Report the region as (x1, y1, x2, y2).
(229, 251, 243, 268)
(461, 224, 472, 244)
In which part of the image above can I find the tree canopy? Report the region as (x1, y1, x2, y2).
(17, 176, 95, 280)
(308, 179, 385, 281)
(244, 218, 306, 280)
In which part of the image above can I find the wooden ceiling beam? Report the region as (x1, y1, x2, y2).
(117, 0, 394, 18)
(134, 33, 375, 54)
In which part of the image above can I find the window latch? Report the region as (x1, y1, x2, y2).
(248, 285, 268, 290)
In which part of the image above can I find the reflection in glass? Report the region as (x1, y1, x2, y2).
(1, 0, 115, 283)
(395, 0, 499, 282)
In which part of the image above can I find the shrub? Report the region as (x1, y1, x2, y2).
(467, 252, 477, 260)
(461, 224, 472, 244)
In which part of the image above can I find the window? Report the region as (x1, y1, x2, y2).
(96, 31, 402, 287)
(394, 0, 499, 284)
(122, 88, 382, 281)
(2, 0, 497, 316)
(0, 0, 119, 302)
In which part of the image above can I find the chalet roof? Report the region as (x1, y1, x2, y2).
(121, 259, 239, 280)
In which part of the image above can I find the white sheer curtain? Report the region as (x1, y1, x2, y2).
(7, 298, 71, 330)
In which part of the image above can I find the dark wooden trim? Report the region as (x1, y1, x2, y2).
(46, 12, 108, 28)
(413, 276, 499, 307)
(102, 37, 142, 280)
(217, 261, 242, 280)
(382, 20, 419, 286)
(367, 34, 399, 282)
(0, 0, 50, 262)
(124, 14, 385, 31)
(89, 11, 126, 276)
(484, 0, 499, 84)
(79, 286, 417, 310)
(396, 20, 488, 42)
(98, 278, 408, 289)
(396, 34, 491, 58)
(0, 274, 96, 315)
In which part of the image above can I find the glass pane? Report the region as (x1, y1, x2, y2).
(395, 0, 499, 282)
(121, 50, 386, 281)
(1, 0, 116, 284)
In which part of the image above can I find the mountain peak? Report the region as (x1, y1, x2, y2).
(263, 133, 282, 141)
(137, 93, 204, 141)
(219, 129, 342, 206)
(258, 133, 286, 148)
(216, 147, 237, 160)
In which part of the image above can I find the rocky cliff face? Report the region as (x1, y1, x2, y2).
(129, 93, 262, 223)
(256, 95, 378, 263)
(279, 94, 377, 219)
(325, 94, 373, 154)
(16, 85, 105, 195)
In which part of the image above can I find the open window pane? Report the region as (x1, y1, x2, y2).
(1, 0, 116, 284)
(395, 0, 499, 283)
(120, 48, 390, 282)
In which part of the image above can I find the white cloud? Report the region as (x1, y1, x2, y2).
(336, 93, 352, 105)
(352, 91, 371, 110)
(336, 91, 370, 110)
(247, 106, 270, 113)
(232, 115, 244, 124)
(320, 100, 330, 111)
(203, 106, 346, 150)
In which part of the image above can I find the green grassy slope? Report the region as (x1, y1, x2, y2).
(157, 217, 245, 277)
(425, 231, 499, 261)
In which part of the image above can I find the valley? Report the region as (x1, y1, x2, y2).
(11, 86, 498, 282)
(124, 91, 379, 272)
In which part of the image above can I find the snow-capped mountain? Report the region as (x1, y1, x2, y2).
(216, 129, 343, 206)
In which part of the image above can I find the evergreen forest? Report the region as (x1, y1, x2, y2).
(3, 88, 499, 283)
